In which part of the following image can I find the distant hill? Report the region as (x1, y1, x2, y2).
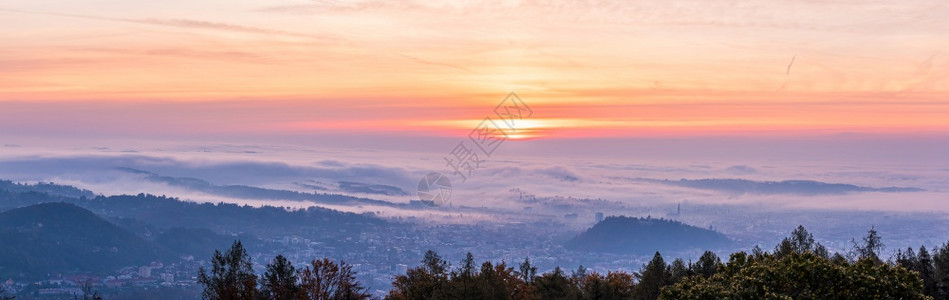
(637, 178, 923, 196)
(566, 216, 732, 255)
(0, 180, 94, 199)
(0, 203, 175, 280)
(0, 181, 393, 246)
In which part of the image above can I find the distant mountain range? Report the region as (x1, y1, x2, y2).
(0, 180, 398, 279)
(635, 178, 924, 195)
(0, 203, 175, 279)
(0, 180, 95, 199)
(566, 216, 732, 255)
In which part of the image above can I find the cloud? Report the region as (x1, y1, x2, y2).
(725, 165, 758, 175)
(0, 9, 329, 39)
(0, 154, 418, 191)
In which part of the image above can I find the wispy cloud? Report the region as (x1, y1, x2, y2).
(0, 9, 330, 39)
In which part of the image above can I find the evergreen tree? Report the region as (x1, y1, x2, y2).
(260, 254, 298, 300)
(634, 252, 669, 300)
(692, 251, 719, 278)
(933, 242, 949, 299)
(775, 225, 828, 258)
(918, 245, 937, 297)
(790, 225, 816, 252)
(895, 247, 919, 271)
(668, 258, 690, 283)
(750, 245, 766, 258)
(197, 240, 258, 300)
(533, 267, 580, 299)
(388, 250, 450, 300)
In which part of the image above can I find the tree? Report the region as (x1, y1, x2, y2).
(661, 252, 928, 299)
(518, 257, 537, 284)
(76, 280, 103, 300)
(198, 240, 258, 300)
(933, 242, 949, 299)
(513, 257, 539, 299)
(852, 226, 884, 262)
(388, 250, 450, 300)
(532, 267, 581, 299)
(439, 252, 480, 299)
(474, 261, 519, 299)
(298, 258, 370, 300)
(634, 252, 669, 300)
(692, 251, 719, 279)
(668, 258, 691, 283)
(918, 246, 937, 296)
(896, 247, 919, 271)
(775, 225, 828, 259)
(260, 254, 298, 300)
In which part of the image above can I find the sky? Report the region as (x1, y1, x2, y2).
(2, 0, 949, 141)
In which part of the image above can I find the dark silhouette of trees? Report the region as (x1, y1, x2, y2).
(933, 242, 949, 298)
(198, 240, 258, 300)
(298, 258, 370, 300)
(474, 261, 519, 299)
(917, 245, 937, 296)
(852, 226, 885, 262)
(692, 251, 719, 279)
(202, 225, 948, 300)
(634, 252, 669, 300)
(575, 271, 635, 299)
(199, 242, 369, 300)
(662, 251, 928, 299)
(76, 281, 103, 300)
(260, 254, 298, 300)
(388, 250, 450, 299)
(533, 266, 581, 299)
(774, 225, 829, 259)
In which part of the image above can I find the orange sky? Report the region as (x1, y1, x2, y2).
(2, 0, 948, 139)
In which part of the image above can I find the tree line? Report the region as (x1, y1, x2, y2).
(199, 226, 949, 299)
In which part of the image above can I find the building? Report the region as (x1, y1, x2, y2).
(138, 266, 151, 278)
(595, 212, 604, 223)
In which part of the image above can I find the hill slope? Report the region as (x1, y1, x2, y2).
(0, 203, 175, 279)
(566, 216, 732, 255)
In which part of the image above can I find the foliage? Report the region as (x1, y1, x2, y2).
(261, 254, 298, 300)
(660, 252, 929, 299)
(197, 240, 258, 300)
(298, 258, 370, 300)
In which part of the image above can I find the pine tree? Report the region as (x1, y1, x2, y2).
(933, 242, 949, 299)
(693, 251, 719, 278)
(260, 254, 298, 300)
(635, 252, 669, 300)
(533, 267, 580, 299)
(668, 258, 690, 283)
(917, 246, 937, 297)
